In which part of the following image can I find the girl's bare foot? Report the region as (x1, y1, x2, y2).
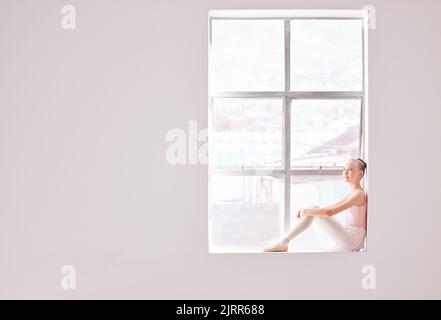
(262, 240, 289, 252)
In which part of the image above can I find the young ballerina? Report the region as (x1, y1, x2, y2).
(263, 158, 367, 252)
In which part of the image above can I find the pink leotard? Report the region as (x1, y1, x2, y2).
(345, 192, 367, 231)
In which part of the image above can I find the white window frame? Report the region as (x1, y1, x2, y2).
(208, 10, 369, 250)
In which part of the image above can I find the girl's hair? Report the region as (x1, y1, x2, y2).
(354, 158, 367, 172)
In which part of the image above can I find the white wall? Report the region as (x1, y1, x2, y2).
(0, 0, 440, 299)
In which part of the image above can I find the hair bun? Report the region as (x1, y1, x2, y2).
(357, 158, 367, 171)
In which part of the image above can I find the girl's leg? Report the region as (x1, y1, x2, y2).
(314, 216, 354, 251)
(281, 215, 315, 243)
(262, 205, 356, 252)
(262, 215, 315, 252)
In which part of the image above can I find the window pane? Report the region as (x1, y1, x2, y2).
(209, 175, 284, 252)
(291, 99, 361, 167)
(211, 20, 284, 91)
(290, 176, 350, 251)
(212, 99, 283, 169)
(290, 20, 363, 91)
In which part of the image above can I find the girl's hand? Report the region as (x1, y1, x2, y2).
(297, 209, 314, 219)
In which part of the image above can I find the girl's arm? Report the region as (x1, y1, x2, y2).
(300, 191, 365, 218)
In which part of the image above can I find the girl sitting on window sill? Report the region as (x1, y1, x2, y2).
(263, 158, 368, 253)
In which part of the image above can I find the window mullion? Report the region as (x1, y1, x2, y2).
(284, 19, 291, 235)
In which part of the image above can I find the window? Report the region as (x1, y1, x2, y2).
(209, 10, 368, 253)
